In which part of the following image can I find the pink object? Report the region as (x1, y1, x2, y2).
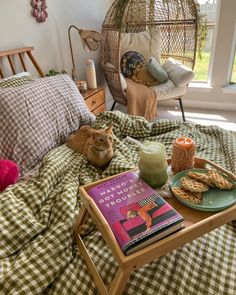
(0, 160, 19, 192)
(31, 0, 48, 23)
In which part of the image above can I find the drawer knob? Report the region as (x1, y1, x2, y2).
(92, 100, 96, 106)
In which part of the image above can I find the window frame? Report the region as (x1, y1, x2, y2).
(228, 22, 236, 84)
(192, 0, 220, 85)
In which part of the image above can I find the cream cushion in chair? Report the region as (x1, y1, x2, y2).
(162, 58, 195, 87)
(121, 76, 186, 100)
(119, 57, 194, 105)
(120, 30, 161, 63)
(151, 58, 194, 101)
(151, 79, 186, 101)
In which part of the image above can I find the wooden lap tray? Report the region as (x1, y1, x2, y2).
(74, 157, 236, 295)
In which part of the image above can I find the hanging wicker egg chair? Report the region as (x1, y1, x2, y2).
(101, 0, 199, 110)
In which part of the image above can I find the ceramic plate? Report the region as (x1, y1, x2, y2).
(170, 168, 236, 211)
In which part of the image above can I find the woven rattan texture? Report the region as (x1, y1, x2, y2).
(101, 0, 198, 105)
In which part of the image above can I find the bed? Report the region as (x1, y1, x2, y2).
(0, 47, 236, 295)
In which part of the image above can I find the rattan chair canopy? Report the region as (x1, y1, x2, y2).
(101, 0, 199, 119)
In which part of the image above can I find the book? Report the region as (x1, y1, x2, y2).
(87, 171, 184, 255)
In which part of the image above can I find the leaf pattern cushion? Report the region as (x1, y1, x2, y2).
(121, 51, 146, 78)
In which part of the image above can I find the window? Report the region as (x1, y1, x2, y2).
(193, 0, 217, 82)
(230, 50, 236, 83)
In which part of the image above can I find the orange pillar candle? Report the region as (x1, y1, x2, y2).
(171, 137, 195, 174)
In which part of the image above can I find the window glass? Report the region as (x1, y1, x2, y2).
(230, 51, 236, 83)
(194, 0, 217, 81)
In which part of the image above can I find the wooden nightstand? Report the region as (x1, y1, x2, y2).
(81, 86, 106, 115)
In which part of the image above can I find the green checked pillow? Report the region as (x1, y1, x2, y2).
(146, 57, 168, 84)
(0, 72, 33, 88)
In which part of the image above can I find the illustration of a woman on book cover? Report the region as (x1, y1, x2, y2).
(113, 200, 160, 242)
(126, 202, 157, 230)
(112, 196, 175, 243)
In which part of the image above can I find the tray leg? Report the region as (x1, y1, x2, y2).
(74, 204, 88, 235)
(74, 205, 109, 294)
(232, 220, 236, 228)
(75, 233, 109, 295)
(74, 205, 132, 295)
(108, 267, 131, 295)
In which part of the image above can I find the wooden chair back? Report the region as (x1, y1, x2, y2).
(0, 47, 44, 78)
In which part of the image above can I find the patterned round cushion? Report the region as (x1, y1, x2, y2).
(120, 51, 146, 78)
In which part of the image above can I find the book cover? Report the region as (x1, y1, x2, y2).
(87, 171, 184, 255)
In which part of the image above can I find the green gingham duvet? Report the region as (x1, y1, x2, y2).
(0, 111, 236, 295)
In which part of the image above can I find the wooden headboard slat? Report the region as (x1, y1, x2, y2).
(0, 47, 34, 57)
(0, 68, 4, 79)
(26, 51, 44, 78)
(18, 53, 27, 72)
(7, 55, 16, 75)
(0, 46, 44, 78)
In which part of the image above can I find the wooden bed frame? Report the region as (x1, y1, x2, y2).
(0, 47, 44, 78)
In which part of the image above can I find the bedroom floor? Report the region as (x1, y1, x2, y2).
(115, 104, 236, 131)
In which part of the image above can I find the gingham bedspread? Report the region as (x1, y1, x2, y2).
(0, 111, 236, 295)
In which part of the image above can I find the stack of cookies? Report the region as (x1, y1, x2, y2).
(172, 170, 234, 204)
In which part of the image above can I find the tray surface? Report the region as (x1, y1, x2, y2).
(170, 168, 236, 211)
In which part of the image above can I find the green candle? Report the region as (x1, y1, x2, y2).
(138, 142, 168, 188)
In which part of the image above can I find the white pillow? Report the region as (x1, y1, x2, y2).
(105, 62, 127, 93)
(120, 30, 161, 63)
(162, 58, 194, 87)
(119, 73, 127, 93)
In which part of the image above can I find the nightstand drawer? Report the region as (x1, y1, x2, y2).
(92, 103, 106, 115)
(85, 90, 105, 112)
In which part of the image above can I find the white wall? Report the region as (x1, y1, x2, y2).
(0, 0, 112, 101)
(1, 0, 235, 111)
